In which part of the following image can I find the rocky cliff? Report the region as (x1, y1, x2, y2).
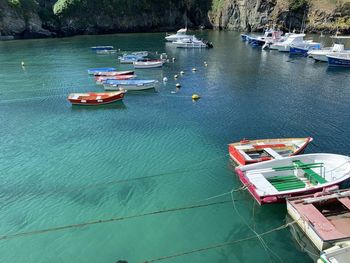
(0, 0, 349, 39)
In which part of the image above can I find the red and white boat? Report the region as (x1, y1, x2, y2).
(93, 70, 134, 77)
(287, 190, 350, 251)
(235, 153, 350, 205)
(68, 90, 126, 105)
(228, 137, 313, 166)
(95, 74, 135, 84)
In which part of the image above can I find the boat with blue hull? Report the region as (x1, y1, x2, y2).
(290, 42, 321, 56)
(327, 54, 350, 67)
(90, 46, 114, 51)
(241, 34, 248, 41)
(87, 67, 117, 74)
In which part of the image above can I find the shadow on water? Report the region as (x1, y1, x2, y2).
(70, 101, 127, 111)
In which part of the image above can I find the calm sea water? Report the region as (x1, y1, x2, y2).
(0, 31, 350, 263)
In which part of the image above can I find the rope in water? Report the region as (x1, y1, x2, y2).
(0, 200, 231, 241)
(142, 221, 297, 263)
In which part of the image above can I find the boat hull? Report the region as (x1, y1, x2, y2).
(328, 55, 350, 67)
(104, 82, 156, 91)
(68, 91, 126, 106)
(133, 61, 164, 68)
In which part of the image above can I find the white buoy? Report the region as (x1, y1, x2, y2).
(163, 77, 168, 82)
(180, 71, 184, 75)
(192, 68, 197, 72)
(166, 59, 170, 62)
(176, 83, 181, 88)
(204, 61, 207, 65)
(204, 63, 208, 67)
(172, 57, 176, 62)
(174, 74, 178, 79)
(21, 61, 25, 66)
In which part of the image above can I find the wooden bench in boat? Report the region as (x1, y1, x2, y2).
(238, 149, 253, 161)
(293, 160, 327, 185)
(263, 147, 283, 159)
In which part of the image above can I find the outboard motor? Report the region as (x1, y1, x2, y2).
(206, 41, 214, 48)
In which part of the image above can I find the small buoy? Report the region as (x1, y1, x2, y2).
(204, 63, 208, 67)
(176, 83, 181, 88)
(204, 61, 207, 64)
(172, 57, 176, 62)
(21, 61, 25, 66)
(171, 91, 176, 94)
(163, 77, 168, 82)
(192, 94, 200, 100)
(174, 74, 178, 79)
(166, 59, 170, 62)
(192, 68, 197, 72)
(180, 71, 184, 75)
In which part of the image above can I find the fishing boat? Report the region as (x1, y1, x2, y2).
(103, 79, 158, 91)
(318, 241, 350, 263)
(327, 53, 350, 67)
(165, 28, 189, 42)
(93, 70, 134, 77)
(289, 42, 321, 55)
(118, 51, 148, 64)
(133, 59, 164, 68)
(90, 46, 114, 51)
(95, 49, 117, 54)
(287, 190, 350, 251)
(249, 29, 284, 47)
(67, 90, 126, 105)
(87, 68, 117, 74)
(95, 74, 136, 85)
(235, 153, 350, 205)
(228, 137, 313, 166)
(173, 36, 213, 48)
(308, 36, 350, 62)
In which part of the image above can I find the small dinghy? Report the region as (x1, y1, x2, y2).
(228, 137, 313, 166)
(95, 74, 135, 85)
(93, 70, 134, 77)
(133, 59, 164, 68)
(235, 153, 350, 205)
(68, 90, 126, 105)
(103, 79, 158, 91)
(87, 67, 117, 74)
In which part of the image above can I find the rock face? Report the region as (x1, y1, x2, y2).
(0, 0, 349, 39)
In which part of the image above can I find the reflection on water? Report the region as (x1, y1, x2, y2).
(70, 101, 127, 111)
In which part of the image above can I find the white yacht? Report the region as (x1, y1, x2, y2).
(308, 36, 350, 62)
(270, 34, 306, 52)
(165, 28, 189, 42)
(172, 36, 212, 48)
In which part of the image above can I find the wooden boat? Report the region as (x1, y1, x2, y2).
(228, 137, 313, 166)
(287, 190, 350, 251)
(95, 74, 135, 85)
(235, 153, 350, 205)
(318, 241, 350, 263)
(327, 53, 350, 67)
(133, 59, 164, 68)
(103, 79, 157, 91)
(87, 67, 116, 74)
(93, 70, 134, 77)
(67, 91, 126, 105)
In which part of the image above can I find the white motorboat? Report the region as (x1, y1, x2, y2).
(165, 28, 189, 42)
(270, 34, 306, 52)
(133, 59, 165, 68)
(308, 36, 350, 62)
(173, 36, 213, 48)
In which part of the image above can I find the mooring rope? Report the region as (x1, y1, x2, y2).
(142, 221, 297, 263)
(0, 200, 231, 241)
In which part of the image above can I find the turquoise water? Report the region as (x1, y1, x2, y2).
(0, 31, 350, 262)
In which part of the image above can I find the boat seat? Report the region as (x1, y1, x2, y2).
(238, 150, 253, 161)
(263, 148, 283, 159)
(293, 160, 327, 185)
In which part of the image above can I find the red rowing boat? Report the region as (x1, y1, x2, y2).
(93, 70, 134, 77)
(95, 74, 135, 84)
(68, 90, 126, 105)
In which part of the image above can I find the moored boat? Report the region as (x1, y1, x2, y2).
(287, 190, 350, 251)
(95, 74, 136, 85)
(93, 70, 134, 77)
(308, 36, 350, 62)
(271, 34, 306, 52)
(290, 42, 321, 55)
(103, 79, 158, 91)
(228, 137, 313, 166)
(133, 59, 164, 68)
(235, 153, 350, 205)
(68, 90, 126, 105)
(90, 46, 114, 51)
(165, 28, 189, 42)
(87, 67, 117, 74)
(173, 36, 213, 48)
(327, 53, 350, 67)
(318, 241, 350, 263)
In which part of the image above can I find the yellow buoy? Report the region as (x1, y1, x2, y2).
(192, 94, 200, 100)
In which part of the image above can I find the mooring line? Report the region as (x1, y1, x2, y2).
(0, 201, 231, 241)
(142, 221, 297, 262)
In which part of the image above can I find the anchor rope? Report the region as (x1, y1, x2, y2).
(142, 221, 297, 263)
(0, 200, 231, 241)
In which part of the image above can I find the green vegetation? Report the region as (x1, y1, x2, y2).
(7, 0, 38, 10)
(289, 0, 308, 11)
